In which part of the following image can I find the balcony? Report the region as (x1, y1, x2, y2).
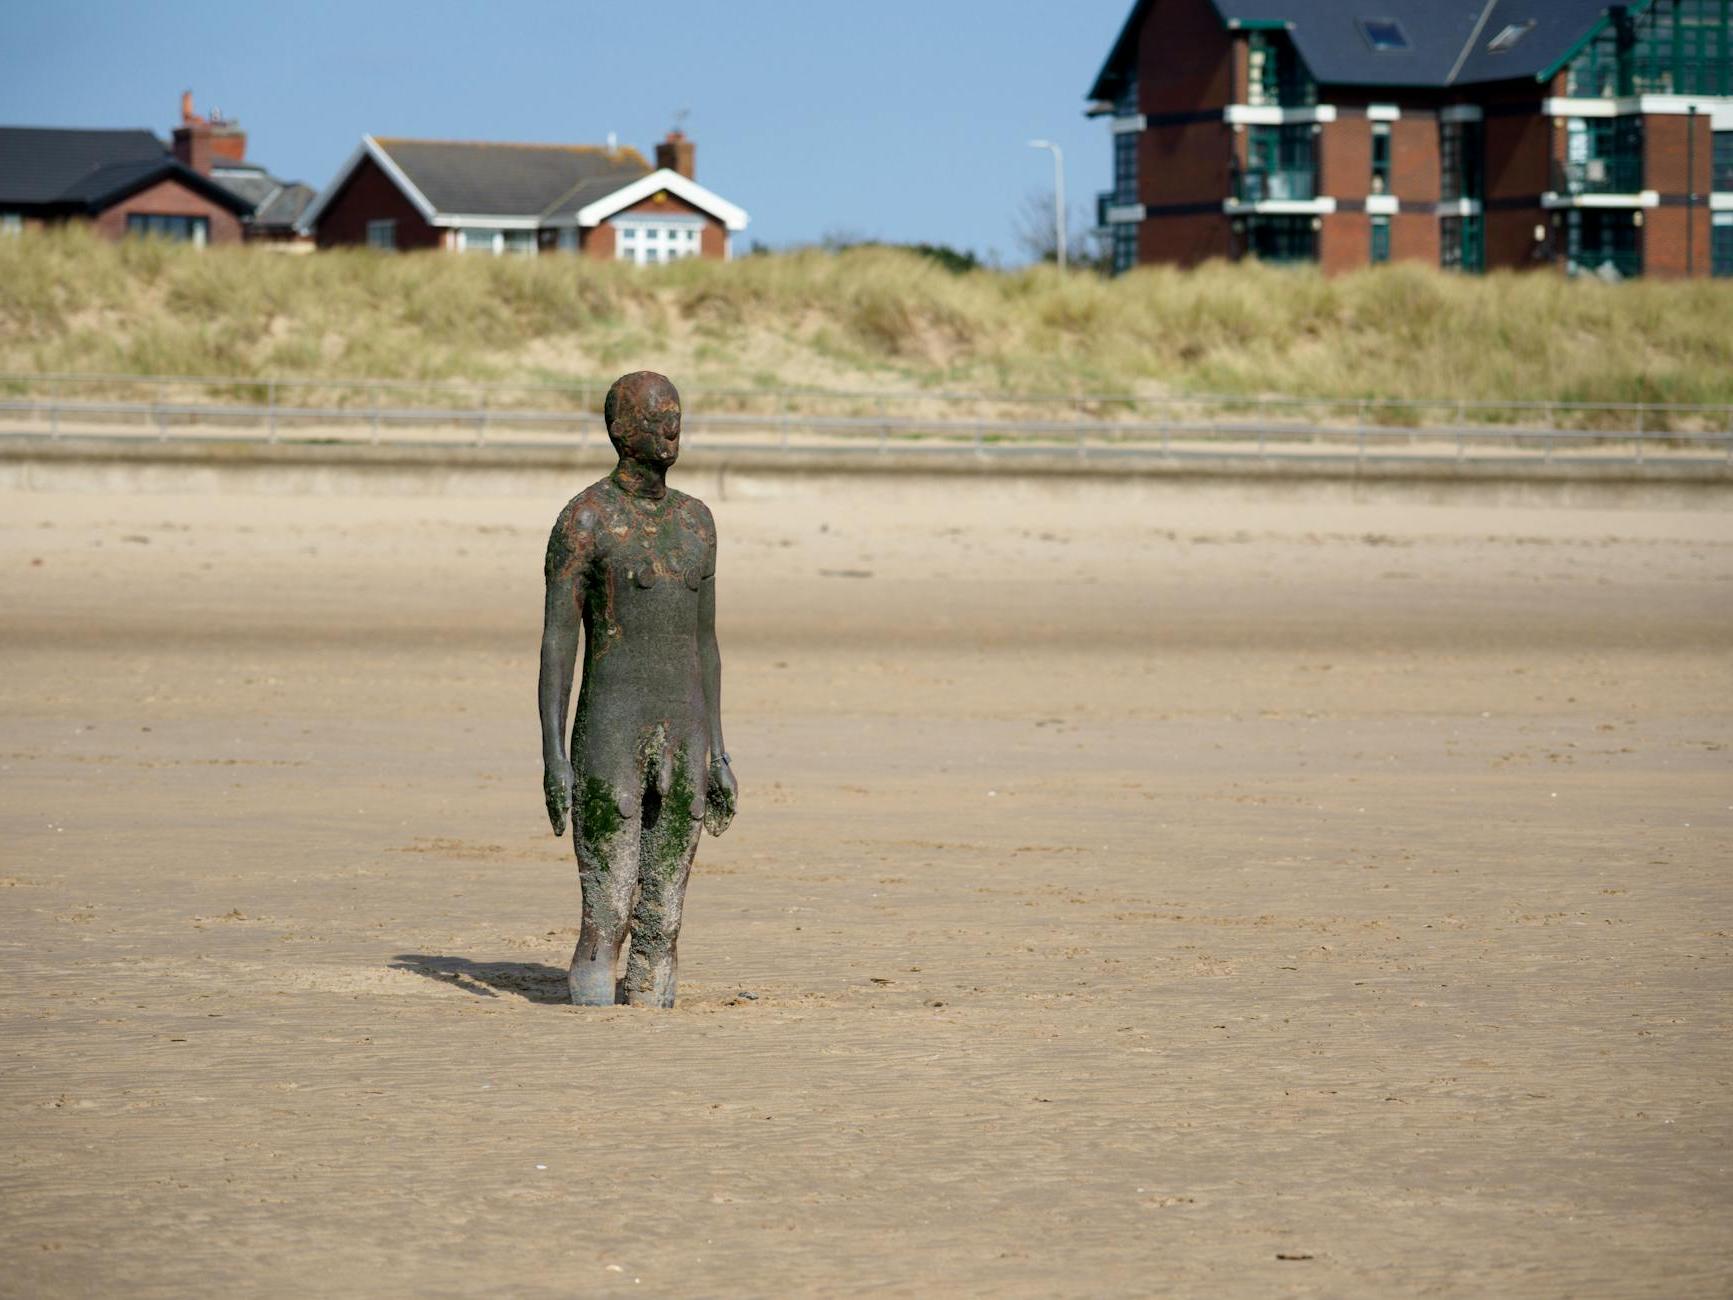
(1235, 168, 1317, 204)
(1097, 189, 1141, 226)
(1554, 155, 1644, 197)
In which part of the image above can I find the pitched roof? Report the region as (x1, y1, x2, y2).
(370, 137, 650, 217)
(1089, 0, 1623, 98)
(212, 164, 316, 230)
(0, 126, 165, 205)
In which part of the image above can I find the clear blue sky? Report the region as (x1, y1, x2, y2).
(2, 0, 1133, 262)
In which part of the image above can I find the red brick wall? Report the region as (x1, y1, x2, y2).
(1390, 212, 1439, 264)
(1320, 211, 1369, 272)
(1320, 117, 1371, 203)
(93, 178, 244, 244)
(1641, 114, 1715, 277)
(313, 154, 442, 250)
(1644, 112, 1714, 194)
(1642, 204, 1714, 278)
(1390, 117, 1441, 204)
(1143, 213, 1230, 266)
(1484, 110, 1550, 200)
(580, 224, 616, 260)
(1139, 0, 1234, 115)
(1485, 209, 1548, 270)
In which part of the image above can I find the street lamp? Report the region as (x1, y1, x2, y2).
(1027, 139, 1066, 271)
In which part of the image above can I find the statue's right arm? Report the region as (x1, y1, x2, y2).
(538, 507, 589, 836)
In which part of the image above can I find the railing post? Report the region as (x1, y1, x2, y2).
(370, 394, 381, 445)
(49, 380, 59, 440)
(878, 397, 888, 454)
(778, 392, 790, 450)
(267, 381, 277, 443)
(1356, 399, 1367, 465)
(154, 395, 166, 441)
(1635, 402, 1645, 466)
(476, 391, 488, 447)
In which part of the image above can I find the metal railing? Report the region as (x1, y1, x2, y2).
(0, 370, 1729, 468)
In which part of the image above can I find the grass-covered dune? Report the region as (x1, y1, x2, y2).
(2, 226, 1730, 410)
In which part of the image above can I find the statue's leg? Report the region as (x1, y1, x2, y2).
(620, 791, 702, 1009)
(570, 786, 640, 1007)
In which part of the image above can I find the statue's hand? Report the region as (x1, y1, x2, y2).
(544, 759, 573, 836)
(704, 753, 737, 836)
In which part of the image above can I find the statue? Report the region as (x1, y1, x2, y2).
(538, 371, 737, 1008)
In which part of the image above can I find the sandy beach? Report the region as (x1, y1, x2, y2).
(1, 465, 1729, 1297)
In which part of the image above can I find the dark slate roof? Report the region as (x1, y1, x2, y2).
(372, 138, 650, 217)
(1089, 0, 1621, 97)
(212, 165, 316, 229)
(0, 126, 165, 204)
(31, 153, 252, 214)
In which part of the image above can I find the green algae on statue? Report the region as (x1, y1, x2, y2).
(538, 371, 737, 1008)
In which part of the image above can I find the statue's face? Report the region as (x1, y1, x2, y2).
(613, 375, 682, 467)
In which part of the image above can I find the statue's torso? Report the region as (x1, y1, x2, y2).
(555, 478, 715, 815)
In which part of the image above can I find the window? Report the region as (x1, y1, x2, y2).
(1371, 122, 1392, 194)
(1439, 119, 1484, 202)
(1358, 18, 1410, 51)
(125, 213, 208, 246)
(366, 218, 395, 250)
(1112, 131, 1137, 204)
(1113, 77, 1139, 118)
(1487, 20, 1536, 52)
(0, 213, 21, 236)
(1241, 124, 1316, 201)
(1565, 209, 1641, 279)
(557, 228, 578, 252)
(502, 229, 535, 255)
(1242, 215, 1318, 264)
(1112, 223, 1138, 275)
(613, 219, 704, 266)
(1246, 30, 1316, 107)
(1561, 116, 1643, 195)
(1713, 132, 1733, 192)
(1712, 213, 1733, 277)
(1441, 215, 1484, 273)
(1371, 216, 1391, 264)
(1567, 0, 1732, 97)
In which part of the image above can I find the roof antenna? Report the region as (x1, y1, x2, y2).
(672, 108, 690, 136)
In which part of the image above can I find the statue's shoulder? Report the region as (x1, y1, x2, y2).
(558, 478, 620, 532)
(668, 487, 715, 541)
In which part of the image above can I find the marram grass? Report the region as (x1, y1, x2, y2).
(2, 225, 1730, 409)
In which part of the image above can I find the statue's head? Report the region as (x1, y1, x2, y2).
(604, 371, 682, 468)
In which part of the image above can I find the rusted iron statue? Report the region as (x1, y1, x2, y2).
(538, 371, 736, 1008)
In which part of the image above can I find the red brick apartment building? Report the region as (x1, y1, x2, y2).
(0, 95, 313, 247)
(1089, 0, 1733, 277)
(300, 131, 748, 261)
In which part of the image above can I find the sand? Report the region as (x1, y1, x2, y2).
(1, 469, 1730, 1297)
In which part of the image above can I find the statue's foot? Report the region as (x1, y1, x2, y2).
(568, 958, 617, 1007)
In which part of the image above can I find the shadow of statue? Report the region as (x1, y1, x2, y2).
(391, 954, 570, 1005)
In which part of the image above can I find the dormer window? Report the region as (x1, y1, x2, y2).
(1358, 18, 1410, 51)
(1487, 20, 1536, 53)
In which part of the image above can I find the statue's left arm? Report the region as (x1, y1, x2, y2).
(698, 508, 736, 834)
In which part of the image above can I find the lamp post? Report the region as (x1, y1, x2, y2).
(1027, 139, 1066, 271)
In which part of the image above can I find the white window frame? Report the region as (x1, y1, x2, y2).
(366, 218, 396, 250)
(611, 215, 705, 266)
(0, 213, 22, 236)
(457, 226, 539, 256)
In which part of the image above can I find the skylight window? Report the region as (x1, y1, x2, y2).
(1487, 20, 1536, 53)
(1358, 18, 1410, 51)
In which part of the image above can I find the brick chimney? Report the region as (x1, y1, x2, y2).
(172, 91, 247, 175)
(655, 130, 695, 180)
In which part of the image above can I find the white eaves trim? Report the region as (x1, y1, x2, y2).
(1225, 104, 1337, 126)
(430, 213, 543, 229)
(1365, 194, 1400, 215)
(296, 135, 439, 234)
(1540, 190, 1660, 209)
(573, 168, 749, 231)
(1223, 197, 1336, 216)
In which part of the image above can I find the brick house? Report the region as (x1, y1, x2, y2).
(299, 131, 748, 260)
(0, 124, 253, 245)
(0, 94, 315, 247)
(1089, 0, 1733, 277)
